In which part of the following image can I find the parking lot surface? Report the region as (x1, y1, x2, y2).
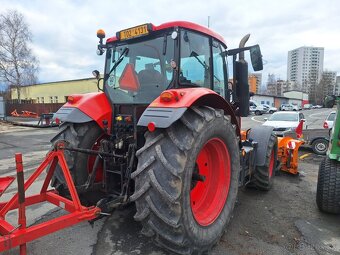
(1, 108, 339, 255)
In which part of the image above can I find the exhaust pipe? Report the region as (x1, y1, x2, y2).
(235, 34, 251, 117)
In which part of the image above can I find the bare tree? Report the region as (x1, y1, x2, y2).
(0, 10, 39, 100)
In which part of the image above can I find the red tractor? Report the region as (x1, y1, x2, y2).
(52, 21, 277, 254)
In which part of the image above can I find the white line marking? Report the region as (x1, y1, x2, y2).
(251, 116, 265, 123)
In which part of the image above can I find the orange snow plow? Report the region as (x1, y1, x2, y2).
(277, 137, 304, 175)
(0, 141, 101, 255)
(241, 130, 304, 175)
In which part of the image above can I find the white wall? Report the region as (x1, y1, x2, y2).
(252, 95, 275, 106)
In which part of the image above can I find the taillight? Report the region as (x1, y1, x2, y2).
(147, 122, 156, 132)
(323, 122, 328, 129)
(160, 91, 179, 103)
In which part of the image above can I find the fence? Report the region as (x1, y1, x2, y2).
(5, 102, 64, 116)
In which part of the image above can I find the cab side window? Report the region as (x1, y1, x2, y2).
(212, 40, 227, 97)
(180, 30, 211, 88)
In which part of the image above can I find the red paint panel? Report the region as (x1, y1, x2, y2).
(63, 92, 112, 131)
(150, 88, 240, 135)
(150, 88, 219, 108)
(107, 21, 227, 46)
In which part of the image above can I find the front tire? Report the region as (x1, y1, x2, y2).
(249, 132, 277, 191)
(316, 158, 340, 214)
(131, 107, 240, 254)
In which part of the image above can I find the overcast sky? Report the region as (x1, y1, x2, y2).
(2, 0, 340, 86)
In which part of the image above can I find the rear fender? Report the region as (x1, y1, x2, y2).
(54, 92, 112, 132)
(248, 125, 276, 167)
(137, 88, 240, 135)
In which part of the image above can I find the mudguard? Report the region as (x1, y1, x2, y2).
(54, 92, 112, 131)
(248, 125, 275, 166)
(137, 88, 240, 134)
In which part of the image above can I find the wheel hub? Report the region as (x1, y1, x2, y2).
(190, 138, 231, 226)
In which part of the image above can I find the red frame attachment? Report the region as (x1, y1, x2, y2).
(0, 143, 101, 254)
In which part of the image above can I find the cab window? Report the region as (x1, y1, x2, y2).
(212, 40, 227, 97)
(180, 30, 211, 88)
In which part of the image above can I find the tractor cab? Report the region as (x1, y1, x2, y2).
(95, 21, 263, 127)
(97, 22, 229, 105)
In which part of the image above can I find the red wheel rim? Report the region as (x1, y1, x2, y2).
(269, 150, 275, 178)
(190, 138, 231, 226)
(87, 135, 105, 182)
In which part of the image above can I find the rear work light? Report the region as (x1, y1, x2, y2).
(160, 91, 180, 103)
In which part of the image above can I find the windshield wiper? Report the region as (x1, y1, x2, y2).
(107, 47, 129, 78)
(190, 51, 220, 82)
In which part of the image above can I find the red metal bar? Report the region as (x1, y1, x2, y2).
(0, 146, 101, 254)
(0, 193, 47, 212)
(0, 219, 15, 234)
(0, 151, 55, 217)
(40, 156, 58, 194)
(57, 152, 82, 211)
(0, 176, 15, 197)
(0, 206, 99, 252)
(15, 153, 27, 255)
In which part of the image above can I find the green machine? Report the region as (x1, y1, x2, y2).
(316, 102, 340, 213)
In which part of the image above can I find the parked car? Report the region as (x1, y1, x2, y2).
(262, 111, 306, 136)
(249, 100, 266, 115)
(303, 104, 312, 110)
(323, 111, 336, 129)
(280, 104, 298, 111)
(292, 104, 302, 110)
(261, 104, 278, 114)
(312, 105, 322, 109)
(280, 104, 292, 111)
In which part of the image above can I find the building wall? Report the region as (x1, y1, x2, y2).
(287, 46, 324, 91)
(248, 75, 257, 93)
(11, 78, 98, 103)
(335, 76, 340, 96)
(283, 90, 308, 106)
(321, 71, 337, 96)
(252, 95, 274, 106)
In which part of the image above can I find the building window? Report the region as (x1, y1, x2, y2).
(50, 96, 53, 103)
(54, 96, 58, 103)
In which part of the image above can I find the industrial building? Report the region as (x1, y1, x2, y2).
(10, 77, 98, 103)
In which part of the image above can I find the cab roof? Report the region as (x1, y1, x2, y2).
(106, 21, 227, 47)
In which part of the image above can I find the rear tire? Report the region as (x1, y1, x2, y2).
(255, 110, 261, 115)
(316, 158, 340, 214)
(311, 138, 329, 155)
(132, 107, 240, 254)
(50, 122, 103, 202)
(249, 133, 277, 191)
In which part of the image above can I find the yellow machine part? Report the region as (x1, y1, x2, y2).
(277, 137, 304, 175)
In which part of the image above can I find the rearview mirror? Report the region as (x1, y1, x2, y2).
(250, 45, 263, 71)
